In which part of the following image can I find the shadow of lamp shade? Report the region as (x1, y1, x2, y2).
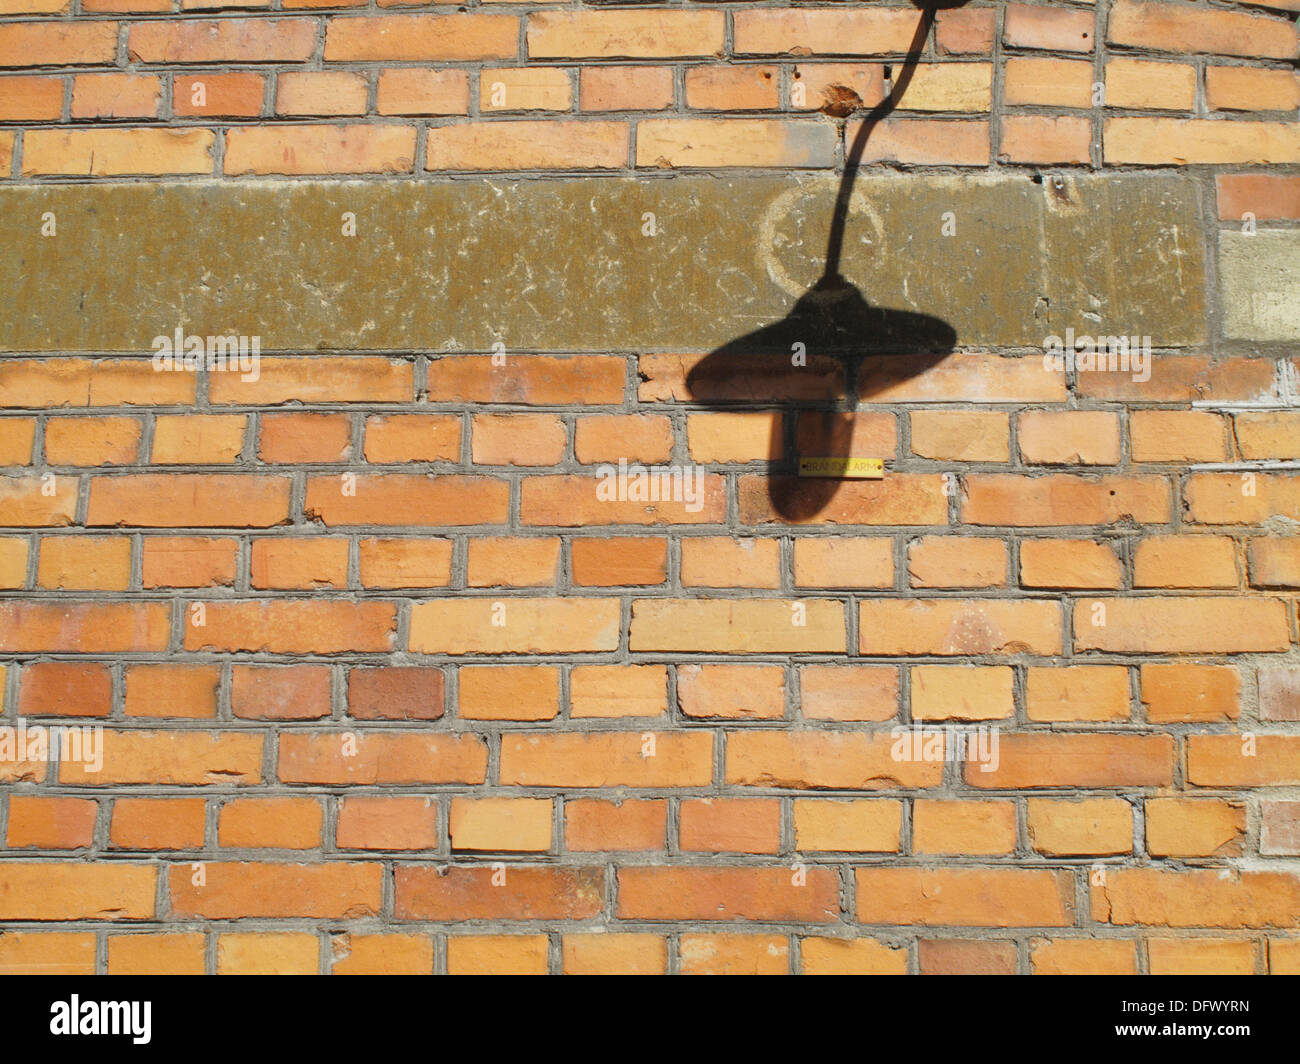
(687, 2, 968, 521)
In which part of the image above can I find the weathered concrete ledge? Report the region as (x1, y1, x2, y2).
(2, 174, 1211, 352)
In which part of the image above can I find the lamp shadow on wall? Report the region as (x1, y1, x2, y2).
(686, 2, 966, 521)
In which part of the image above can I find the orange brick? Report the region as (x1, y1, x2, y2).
(276, 70, 368, 116)
(304, 474, 507, 527)
(793, 799, 902, 853)
(347, 665, 444, 721)
(680, 934, 789, 975)
(1236, 411, 1300, 460)
(802, 937, 907, 975)
(502, 731, 711, 788)
(259, 412, 353, 463)
(184, 601, 395, 654)
(565, 798, 666, 851)
(570, 537, 667, 586)
(226, 124, 415, 175)
(332, 933, 433, 975)
(682, 537, 781, 589)
(124, 664, 219, 719)
(794, 536, 894, 589)
(173, 73, 264, 117)
(231, 664, 331, 721)
(679, 798, 780, 854)
(858, 598, 1060, 655)
(107, 933, 205, 975)
(733, 9, 921, 57)
(481, 66, 572, 112)
(0, 932, 96, 975)
(172, 863, 381, 919)
(620, 867, 837, 922)
(151, 414, 246, 465)
(359, 538, 454, 589)
(685, 65, 779, 111)
(1106, 118, 1300, 165)
(218, 796, 322, 849)
(857, 868, 1073, 927)
(1108, 0, 1295, 60)
(1218, 174, 1300, 221)
(466, 536, 560, 587)
(278, 732, 485, 785)
(0, 22, 118, 67)
(1030, 938, 1138, 975)
(397, 866, 602, 921)
(250, 537, 350, 590)
(913, 800, 1018, 856)
(459, 664, 560, 722)
(1004, 4, 1095, 52)
(530, 10, 724, 58)
(0, 602, 170, 654)
(799, 665, 898, 722)
(919, 939, 1016, 975)
(449, 797, 553, 852)
(1001, 115, 1091, 164)
(1134, 535, 1238, 589)
(1005, 57, 1093, 108)
(911, 664, 1014, 721)
(1094, 868, 1300, 928)
(65, 731, 262, 786)
(574, 414, 673, 464)
(1019, 411, 1120, 465)
(580, 66, 673, 112)
(910, 410, 1010, 461)
(6, 796, 97, 849)
(71, 73, 160, 119)
(337, 796, 439, 850)
(569, 664, 667, 719)
(908, 536, 1006, 589)
(36, 536, 131, 591)
(44, 416, 141, 465)
(376, 68, 469, 116)
(1027, 798, 1132, 856)
(686, 412, 783, 462)
(363, 413, 459, 463)
(217, 933, 318, 975)
(472, 413, 566, 465)
(428, 119, 627, 170)
(1105, 57, 1196, 111)
(110, 798, 206, 849)
(0, 75, 63, 121)
(142, 537, 238, 588)
(726, 731, 941, 790)
(0, 863, 155, 920)
(129, 18, 316, 62)
(1130, 410, 1227, 462)
(1027, 665, 1131, 723)
(0, 418, 35, 464)
(637, 118, 834, 168)
(89, 474, 291, 528)
(1075, 597, 1289, 654)
(428, 355, 624, 405)
(410, 598, 619, 654)
(789, 63, 885, 114)
(447, 935, 549, 975)
(18, 661, 112, 718)
(1146, 798, 1245, 858)
(562, 934, 667, 975)
(324, 14, 518, 61)
(967, 474, 1169, 526)
(968, 734, 1174, 789)
(1148, 938, 1255, 976)
(1020, 539, 1123, 590)
(24, 128, 214, 176)
(936, 7, 996, 55)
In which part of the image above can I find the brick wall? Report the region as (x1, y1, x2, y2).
(1, 0, 1299, 975)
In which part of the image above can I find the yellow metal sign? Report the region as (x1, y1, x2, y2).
(797, 457, 885, 479)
